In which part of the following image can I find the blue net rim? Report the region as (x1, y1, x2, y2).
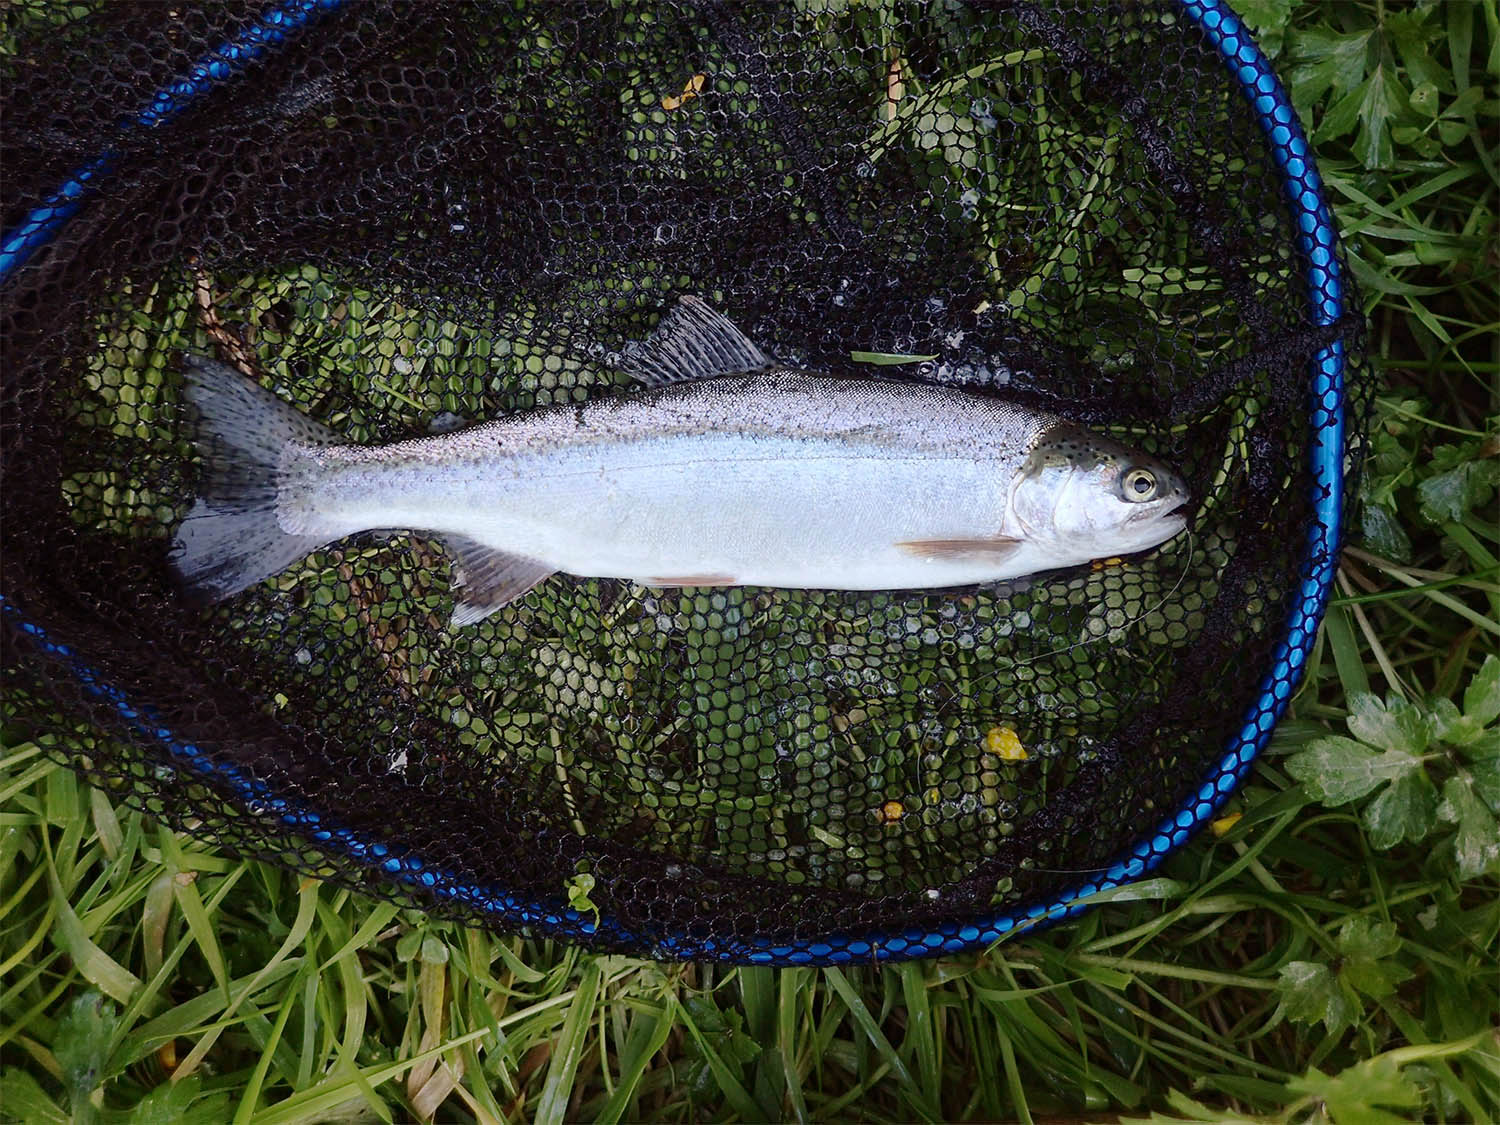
(0, 0, 1347, 964)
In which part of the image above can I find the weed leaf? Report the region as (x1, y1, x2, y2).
(1416, 459, 1500, 528)
(1287, 1056, 1422, 1124)
(1357, 499, 1412, 562)
(1275, 919, 1409, 1035)
(1460, 731, 1500, 811)
(1275, 961, 1358, 1034)
(117, 1076, 233, 1125)
(1285, 734, 1420, 804)
(0, 1071, 67, 1124)
(1437, 775, 1500, 878)
(1461, 654, 1499, 729)
(1347, 693, 1430, 754)
(1364, 767, 1438, 848)
(54, 991, 117, 1123)
(1334, 918, 1410, 1000)
(1235, 0, 1296, 57)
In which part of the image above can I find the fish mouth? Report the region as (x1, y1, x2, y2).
(1128, 497, 1190, 527)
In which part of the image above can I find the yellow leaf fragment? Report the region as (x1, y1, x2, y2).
(1210, 812, 1243, 837)
(878, 799, 905, 824)
(986, 725, 1028, 761)
(662, 72, 706, 111)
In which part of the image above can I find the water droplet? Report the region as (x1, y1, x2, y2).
(449, 221, 468, 233)
(960, 188, 980, 208)
(856, 159, 876, 179)
(294, 646, 312, 665)
(925, 295, 947, 314)
(832, 293, 846, 306)
(654, 222, 676, 244)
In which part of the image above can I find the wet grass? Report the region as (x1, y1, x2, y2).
(3, 0, 1498, 1121)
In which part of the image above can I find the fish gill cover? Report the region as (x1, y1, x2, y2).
(0, 0, 1367, 962)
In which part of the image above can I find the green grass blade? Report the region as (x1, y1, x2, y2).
(533, 960, 603, 1125)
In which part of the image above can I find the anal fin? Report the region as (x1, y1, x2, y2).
(894, 536, 1023, 561)
(444, 535, 555, 625)
(642, 573, 737, 587)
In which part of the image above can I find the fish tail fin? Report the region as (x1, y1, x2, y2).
(171, 355, 337, 601)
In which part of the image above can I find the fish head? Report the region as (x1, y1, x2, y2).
(1011, 424, 1190, 558)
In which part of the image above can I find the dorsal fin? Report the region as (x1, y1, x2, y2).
(617, 296, 770, 386)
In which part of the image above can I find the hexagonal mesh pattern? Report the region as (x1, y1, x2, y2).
(1, 0, 1366, 962)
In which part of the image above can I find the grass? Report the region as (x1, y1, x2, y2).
(2, 0, 1498, 1121)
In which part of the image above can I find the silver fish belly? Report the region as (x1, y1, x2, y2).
(287, 372, 1052, 590)
(171, 296, 1189, 623)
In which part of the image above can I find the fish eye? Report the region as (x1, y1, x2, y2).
(1122, 467, 1157, 502)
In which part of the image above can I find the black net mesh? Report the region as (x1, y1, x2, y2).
(1, 0, 1367, 961)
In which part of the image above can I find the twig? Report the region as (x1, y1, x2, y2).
(190, 255, 258, 377)
(884, 48, 904, 122)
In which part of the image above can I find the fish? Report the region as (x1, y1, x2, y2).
(171, 296, 1190, 625)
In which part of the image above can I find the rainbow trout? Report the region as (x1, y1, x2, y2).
(172, 297, 1189, 623)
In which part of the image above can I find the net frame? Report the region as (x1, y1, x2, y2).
(0, 0, 1352, 964)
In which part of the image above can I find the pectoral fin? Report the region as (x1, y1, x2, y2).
(444, 535, 555, 625)
(617, 295, 770, 386)
(895, 536, 1023, 561)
